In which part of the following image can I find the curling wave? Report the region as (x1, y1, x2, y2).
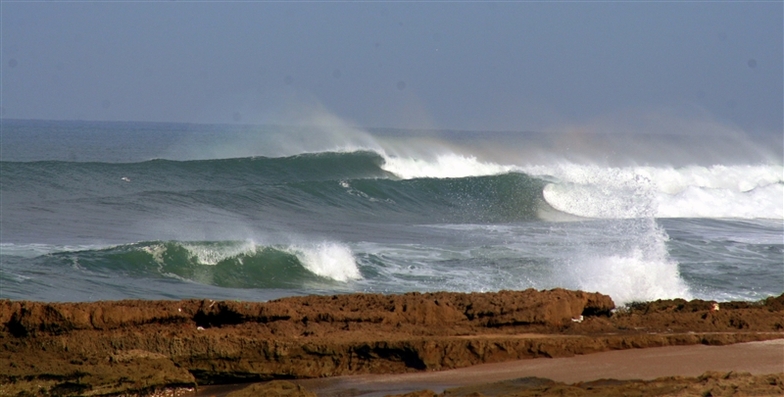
(2, 151, 780, 230)
(31, 240, 361, 288)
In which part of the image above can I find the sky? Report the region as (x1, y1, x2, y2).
(1, 2, 782, 137)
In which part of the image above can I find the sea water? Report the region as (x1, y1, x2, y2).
(1, 119, 781, 304)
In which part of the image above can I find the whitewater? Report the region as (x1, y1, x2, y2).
(1, 120, 781, 305)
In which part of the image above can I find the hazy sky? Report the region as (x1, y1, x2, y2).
(2, 2, 781, 136)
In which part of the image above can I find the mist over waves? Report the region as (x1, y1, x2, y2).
(1, 119, 781, 304)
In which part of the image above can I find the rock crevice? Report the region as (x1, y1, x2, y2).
(1, 289, 782, 396)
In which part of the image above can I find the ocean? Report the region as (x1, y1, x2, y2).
(1, 119, 782, 305)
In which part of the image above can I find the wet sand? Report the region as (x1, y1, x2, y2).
(290, 339, 784, 397)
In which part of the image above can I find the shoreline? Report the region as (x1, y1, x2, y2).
(190, 340, 784, 397)
(291, 339, 784, 397)
(1, 289, 782, 396)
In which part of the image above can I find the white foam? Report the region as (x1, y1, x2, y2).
(154, 240, 362, 282)
(564, 220, 693, 305)
(574, 249, 693, 305)
(529, 163, 783, 219)
(648, 164, 782, 194)
(543, 181, 655, 219)
(380, 153, 516, 180)
(657, 184, 784, 219)
(180, 241, 258, 266)
(142, 243, 168, 265)
(290, 242, 361, 282)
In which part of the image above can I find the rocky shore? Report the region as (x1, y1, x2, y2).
(1, 289, 782, 396)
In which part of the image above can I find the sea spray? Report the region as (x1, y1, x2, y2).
(289, 242, 361, 282)
(528, 164, 694, 303)
(542, 180, 655, 219)
(180, 240, 258, 266)
(3, 120, 782, 303)
(563, 219, 693, 305)
(527, 162, 784, 219)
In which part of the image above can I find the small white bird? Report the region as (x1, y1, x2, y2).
(121, 177, 131, 182)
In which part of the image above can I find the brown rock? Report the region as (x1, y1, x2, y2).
(0, 290, 782, 396)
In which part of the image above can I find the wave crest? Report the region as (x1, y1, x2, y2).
(380, 153, 517, 180)
(530, 163, 783, 220)
(40, 240, 361, 288)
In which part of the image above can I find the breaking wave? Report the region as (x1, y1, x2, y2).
(3, 150, 780, 221)
(30, 240, 361, 289)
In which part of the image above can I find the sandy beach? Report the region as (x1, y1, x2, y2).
(1, 289, 782, 396)
(290, 339, 784, 397)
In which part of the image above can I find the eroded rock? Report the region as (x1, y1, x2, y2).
(1, 289, 782, 396)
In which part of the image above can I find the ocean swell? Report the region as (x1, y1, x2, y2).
(33, 240, 361, 289)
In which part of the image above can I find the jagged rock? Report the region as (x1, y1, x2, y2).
(0, 289, 782, 396)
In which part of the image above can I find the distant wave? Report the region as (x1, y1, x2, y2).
(2, 150, 781, 220)
(528, 163, 783, 220)
(1, 152, 548, 224)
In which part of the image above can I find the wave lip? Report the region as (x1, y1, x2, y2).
(28, 240, 361, 289)
(380, 153, 518, 180)
(286, 242, 361, 282)
(5, 151, 780, 228)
